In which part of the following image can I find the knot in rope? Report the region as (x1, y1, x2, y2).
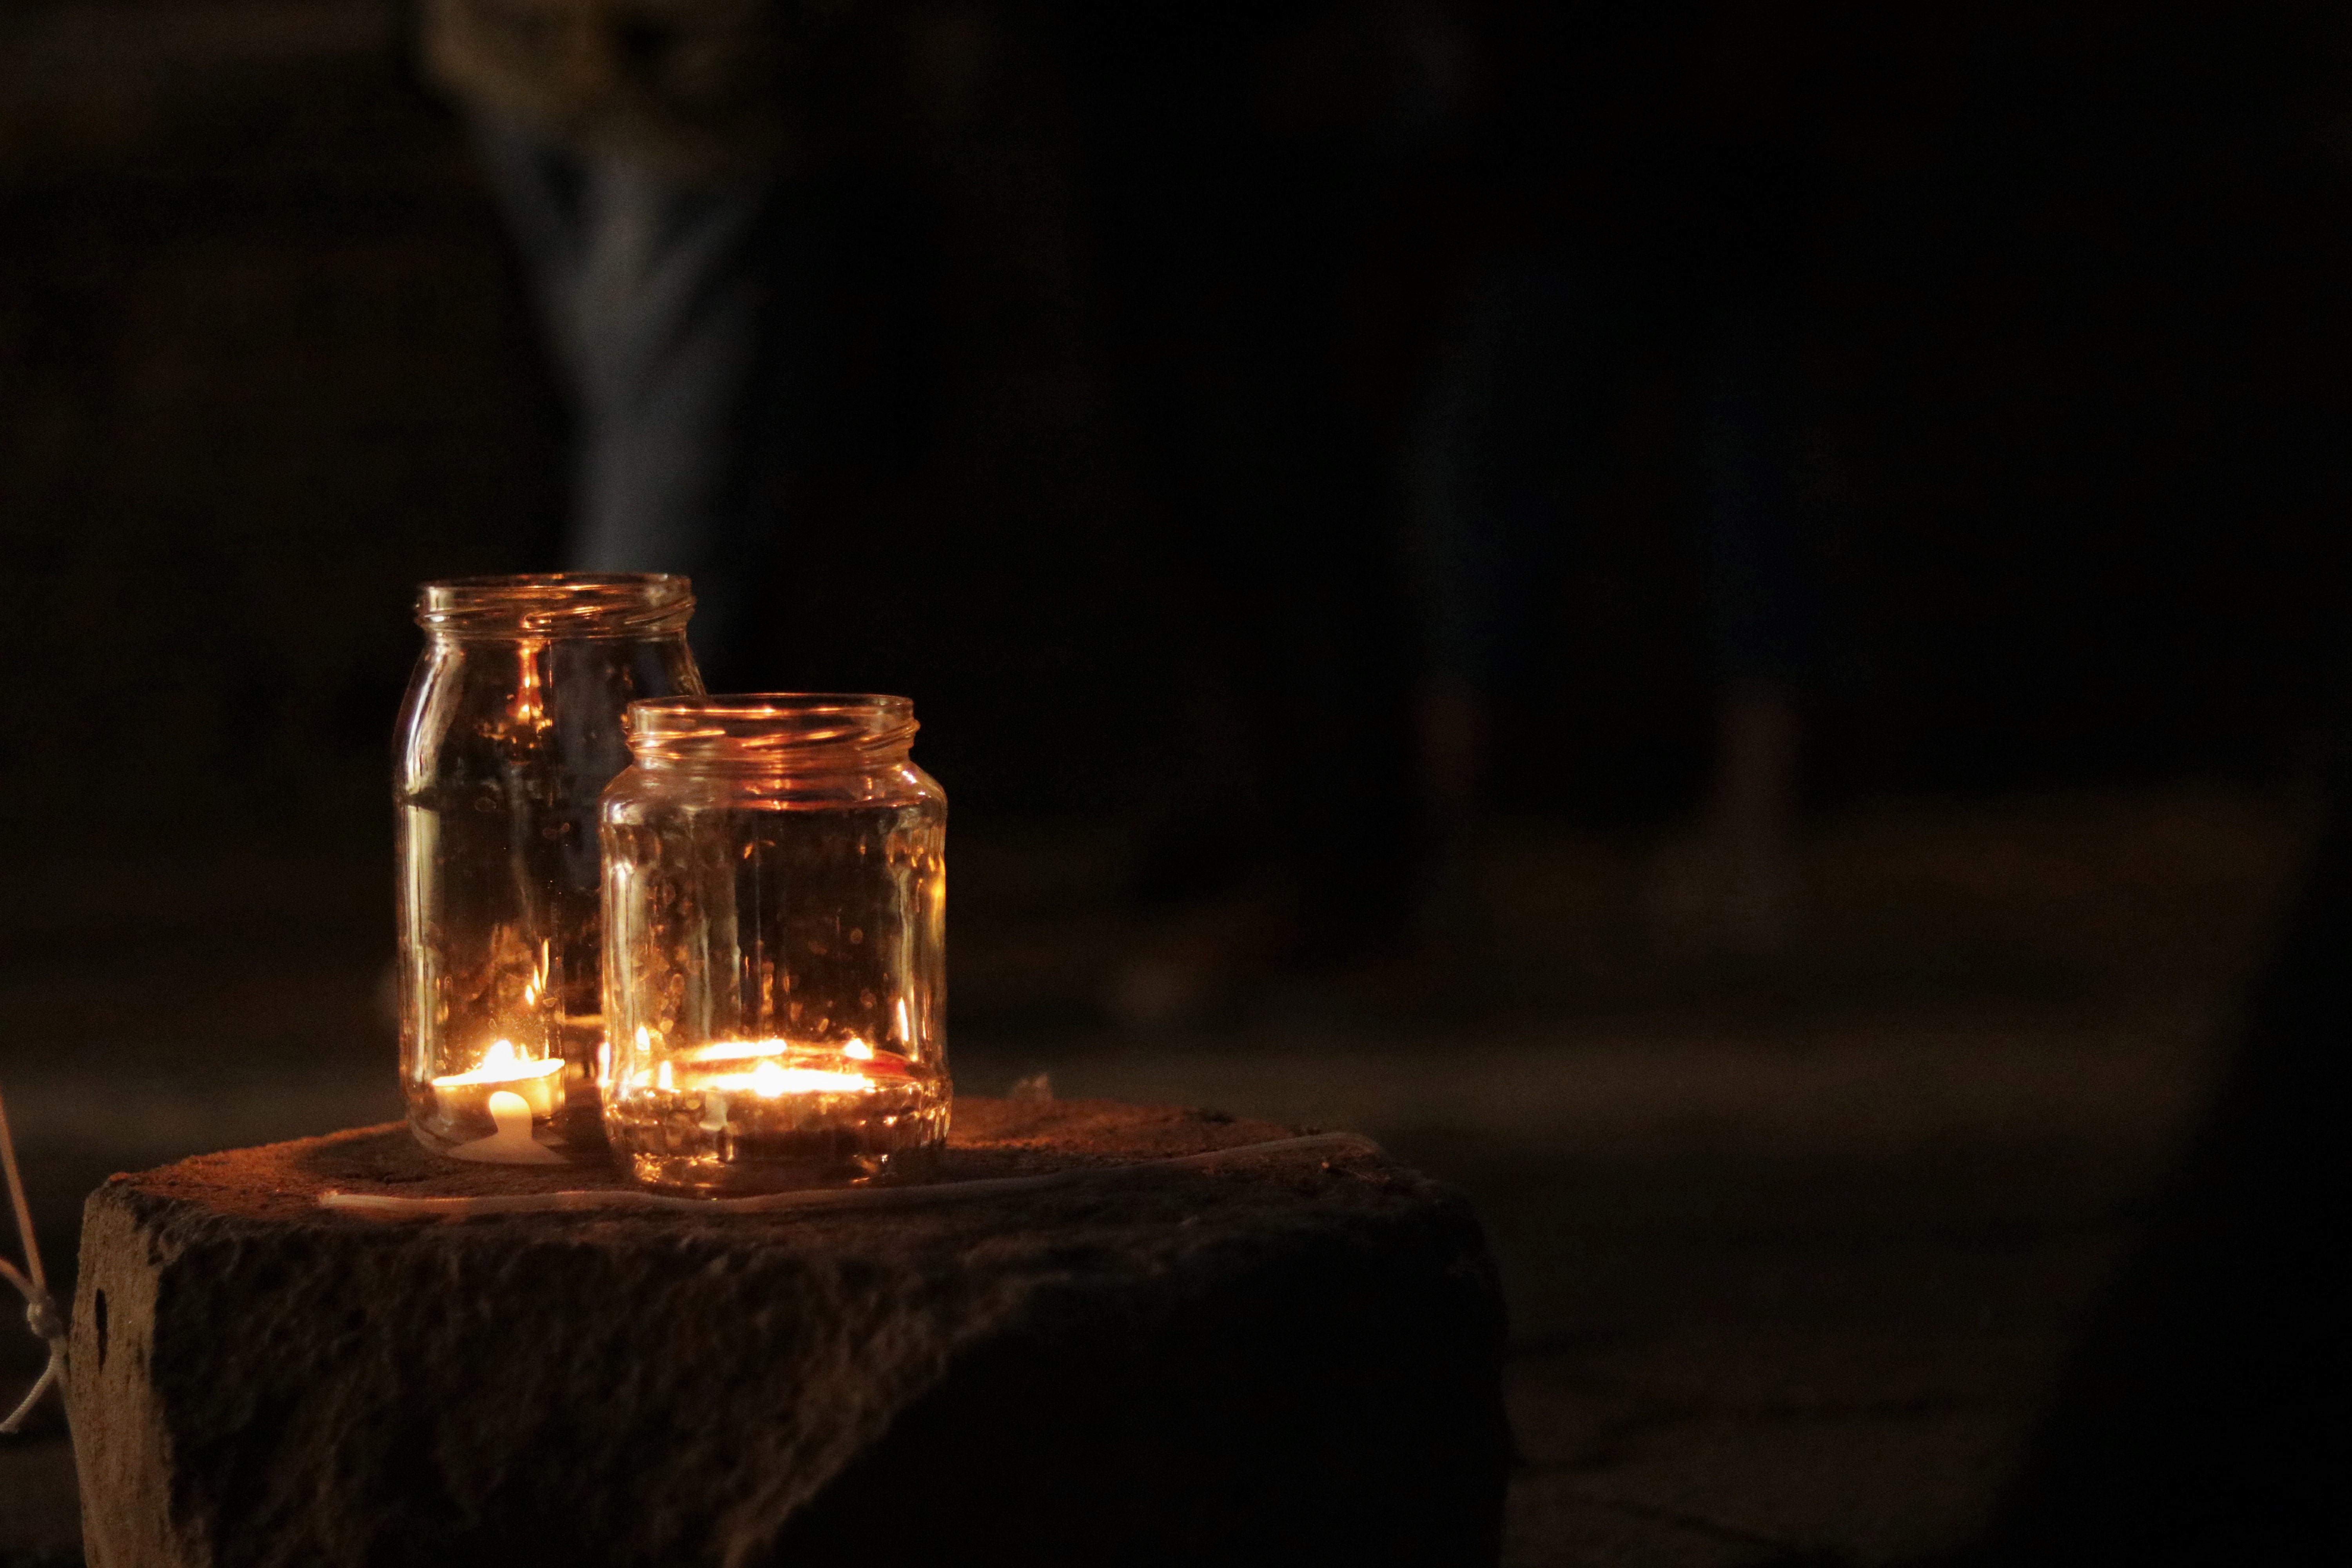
(0, 1086, 65, 1434)
(24, 1293, 63, 1346)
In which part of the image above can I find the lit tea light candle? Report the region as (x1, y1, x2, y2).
(730, 1058, 871, 1096)
(661, 1037, 898, 1098)
(430, 1038, 565, 1122)
(607, 1034, 931, 1187)
(676, 1035, 873, 1065)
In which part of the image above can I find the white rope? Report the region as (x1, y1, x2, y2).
(321, 1131, 1383, 1219)
(0, 1086, 66, 1434)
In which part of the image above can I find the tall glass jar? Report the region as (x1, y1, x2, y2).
(396, 573, 702, 1163)
(601, 695, 949, 1194)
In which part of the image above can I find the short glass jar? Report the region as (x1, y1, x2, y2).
(601, 695, 949, 1194)
(396, 573, 702, 1163)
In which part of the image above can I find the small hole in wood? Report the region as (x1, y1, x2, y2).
(94, 1289, 109, 1370)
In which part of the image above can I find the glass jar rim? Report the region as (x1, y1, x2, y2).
(416, 573, 693, 637)
(626, 694, 918, 765)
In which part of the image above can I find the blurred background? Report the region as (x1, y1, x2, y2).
(1, 1, 2345, 1561)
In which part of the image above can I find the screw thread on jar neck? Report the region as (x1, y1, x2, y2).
(416, 573, 694, 639)
(626, 695, 918, 771)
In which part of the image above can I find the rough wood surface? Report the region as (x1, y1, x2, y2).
(69, 1097, 1509, 1567)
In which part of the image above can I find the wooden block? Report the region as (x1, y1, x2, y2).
(69, 1098, 1509, 1566)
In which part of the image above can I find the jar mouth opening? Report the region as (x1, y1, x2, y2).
(417, 573, 693, 637)
(627, 694, 918, 762)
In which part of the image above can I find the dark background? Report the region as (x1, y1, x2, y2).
(3, 0, 2346, 849)
(1, 2, 2346, 1560)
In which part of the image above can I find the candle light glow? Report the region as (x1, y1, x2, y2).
(635, 1037, 902, 1098)
(430, 1038, 566, 1121)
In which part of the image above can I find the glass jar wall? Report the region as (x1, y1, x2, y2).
(396, 573, 702, 1163)
(601, 695, 949, 1194)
